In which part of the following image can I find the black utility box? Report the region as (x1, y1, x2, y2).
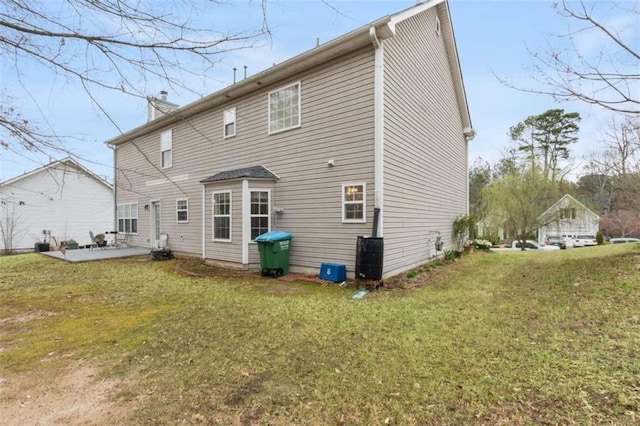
(35, 243, 50, 252)
(355, 236, 383, 280)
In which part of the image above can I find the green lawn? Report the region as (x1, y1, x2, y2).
(1, 245, 639, 424)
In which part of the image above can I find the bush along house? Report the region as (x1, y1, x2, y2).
(106, 0, 474, 279)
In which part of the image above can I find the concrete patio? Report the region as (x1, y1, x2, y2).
(41, 246, 150, 263)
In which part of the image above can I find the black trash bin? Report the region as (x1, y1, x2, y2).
(355, 236, 383, 280)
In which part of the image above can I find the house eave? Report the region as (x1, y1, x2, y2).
(106, 17, 393, 147)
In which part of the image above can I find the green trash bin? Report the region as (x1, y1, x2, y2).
(255, 231, 293, 277)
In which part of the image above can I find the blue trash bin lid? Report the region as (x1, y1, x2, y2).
(254, 230, 293, 242)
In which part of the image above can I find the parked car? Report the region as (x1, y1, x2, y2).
(512, 240, 561, 251)
(609, 237, 640, 244)
(573, 235, 597, 247)
(546, 237, 566, 249)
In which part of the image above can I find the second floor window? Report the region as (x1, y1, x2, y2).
(268, 82, 300, 134)
(224, 107, 236, 138)
(161, 129, 172, 168)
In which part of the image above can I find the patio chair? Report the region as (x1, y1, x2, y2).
(115, 232, 129, 248)
(89, 231, 107, 250)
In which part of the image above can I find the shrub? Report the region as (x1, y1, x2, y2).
(596, 231, 604, 245)
(444, 250, 457, 261)
(471, 239, 492, 250)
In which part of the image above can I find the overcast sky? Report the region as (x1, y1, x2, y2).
(1, 0, 637, 182)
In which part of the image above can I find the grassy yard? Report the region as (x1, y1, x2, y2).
(1, 245, 639, 424)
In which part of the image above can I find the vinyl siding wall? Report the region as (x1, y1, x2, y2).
(115, 46, 376, 272)
(382, 8, 468, 276)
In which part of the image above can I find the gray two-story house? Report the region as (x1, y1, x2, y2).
(106, 0, 474, 279)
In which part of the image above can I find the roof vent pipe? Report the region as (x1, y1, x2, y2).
(244, 65, 247, 79)
(160, 90, 168, 101)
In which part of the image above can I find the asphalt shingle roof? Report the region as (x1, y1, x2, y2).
(200, 165, 278, 183)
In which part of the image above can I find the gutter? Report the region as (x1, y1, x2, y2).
(106, 17, 393, 147)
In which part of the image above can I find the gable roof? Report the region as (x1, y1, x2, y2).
(106, 0, 471, 147)
(0, 157, 112, 190)
(538, 194, 600, 221)
(200, 165, 280, 183)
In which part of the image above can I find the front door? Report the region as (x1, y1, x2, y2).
(152, 201, 161, 248)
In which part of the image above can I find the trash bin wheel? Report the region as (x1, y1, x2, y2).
(261, 269, 269, 277)
(274, 268, 283, 278)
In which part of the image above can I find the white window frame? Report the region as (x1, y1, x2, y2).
(212, 191, 232, 242)
(250, 189, 271, 241)
(268, 81, 301, 135)
(161, 129, 172, 169)
(223, 107, 236, 138)
(176, 199, 189, 223)
(117, 202, 139, 234)
(342, 183, 366, 224)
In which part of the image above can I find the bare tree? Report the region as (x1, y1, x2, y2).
(0, 0, 269, 156)
(580, 114, 640, 236)
(505, 0, 639, 114)
(0, 199, 24, 254)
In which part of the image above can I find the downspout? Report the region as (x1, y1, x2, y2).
(201, 185, 206, 259)
(106, 142, 117, 233)
(369, 26, 384, 238)
(242, 179, 250, 268)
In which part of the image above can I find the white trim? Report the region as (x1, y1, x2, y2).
(242, 180, 250, 265)
(370, 27, 385, 237)
(268, 81, 301, 135)
(223, 107, 236, 138)
(176, 198, 189, 223)
(390, 0, 445, 27)
(342, 182, 366, 224)
(212, 190, 232, 242)
(201, 186, 206, 259)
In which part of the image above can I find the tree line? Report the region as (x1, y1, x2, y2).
(470, 110, 640, 243)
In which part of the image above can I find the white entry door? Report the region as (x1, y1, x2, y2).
(152, 201, 161, 248)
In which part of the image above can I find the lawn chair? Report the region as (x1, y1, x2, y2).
(115, 232, 129, 248)
(89, 231, 107, 250)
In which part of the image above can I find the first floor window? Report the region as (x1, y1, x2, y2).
(250, 190, 270, 240)
(342, 183, 365, 223)
(176, 199, 188, 223)
(213, 191, 231, 241)
(117, 203, 138, 233)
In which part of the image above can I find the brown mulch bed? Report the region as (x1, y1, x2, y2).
(174, 257, 460, 291)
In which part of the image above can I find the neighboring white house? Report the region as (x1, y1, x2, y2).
(0, 157, 114, 252)
(538, 194, 600, 243)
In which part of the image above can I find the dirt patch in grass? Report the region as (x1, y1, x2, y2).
(0, 358, 133, 425)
